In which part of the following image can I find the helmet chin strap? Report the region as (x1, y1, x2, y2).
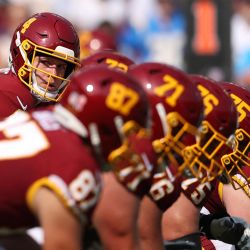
(31, 71, 59, 102)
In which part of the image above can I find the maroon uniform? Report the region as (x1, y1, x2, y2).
(181, 178, 216, 208)
(0, 106, 101, 231)
(200, 235, 217, 250)
(0, 69, 36, 118)
(148, 162, 183, 212)
(200, 180, 238, 250)
(200, 169, 250, 250)
(202, 180, 226, 214)
(180, 178, 217, 250)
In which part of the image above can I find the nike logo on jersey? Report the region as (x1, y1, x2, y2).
(17, 96, 27, 111)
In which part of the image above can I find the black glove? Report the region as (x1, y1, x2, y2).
(164, 232, 202, 250)
(210, 216, 246, 244)
(199, 212, 229, 239)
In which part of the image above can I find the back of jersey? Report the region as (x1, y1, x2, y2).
(0, 107, 101, 230)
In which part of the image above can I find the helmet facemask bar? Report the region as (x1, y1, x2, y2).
(183, 120, 233, 182)
(108, 121, 152, 194)
(109, 120, 151, 163)
(17, 39, 80, 102)
(221, 128, 250, 193)
(222, 128, 250, 168)
(153, 111, 198, 174)
(222, 155, 250, 193)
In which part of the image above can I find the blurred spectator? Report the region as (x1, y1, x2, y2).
(0, 0, 130, 68)
(50, 0, 127, 31)
(0, 0, 8, 33)
(78, 22, 117, 60)
(117, 0, 186, 69)
(183, 0, 232, 81)
(0, 0, 30, 67)
(231, 0, 250, 90)
(233, 51, 250, 90)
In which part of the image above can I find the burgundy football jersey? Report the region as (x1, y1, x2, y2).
(201, 180, 235, 250)
(109, 133, 158, 198)
(202, 180, 226, 214)
(148, 162, 183, 211)
(181, 177, 216, 208)
(200, 235, 216, 250)
(0, 69, 36, 118)
(0, 107, 101, 231)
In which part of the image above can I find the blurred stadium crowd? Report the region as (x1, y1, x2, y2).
(0, 0, 250, 89)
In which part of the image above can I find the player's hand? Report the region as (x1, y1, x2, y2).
(210, 216, 246, 245)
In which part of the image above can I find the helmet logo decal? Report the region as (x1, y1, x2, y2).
(21, 17, 37, 34)
(68, 91, 87, 112)
(106, 82, 139, 116)
(197, 84, 219, 116)
(154, 74, 184, 107)
(105, 58, 128, 72)
(230, 94, 250, 123)
(155, 103, 168, 136)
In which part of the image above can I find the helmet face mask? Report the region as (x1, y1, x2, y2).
(182, 76, 238, 182)
(222, 145, 250, 192)
(222, 129, 250, 171)
(183, 120, 235, 182)
(17, 40, 79, 101)
(220, 82, 250, 195)
(9, 12, 80, 102)
(155, 111, 198, 172)
(165, 111, 198, 153)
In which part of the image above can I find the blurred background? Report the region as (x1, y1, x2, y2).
(0, 0, 250, 90)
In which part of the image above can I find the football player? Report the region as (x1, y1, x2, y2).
(128, 62, 204, 250)
(79, 28, 117, 60)
(160, 75, 238, 250)
(68, 64, 155, 250)
(199, 82, 250, 249)
(0, 66, 152, 250)
(220, 82, 250, 196)
(80, 49, 134, 72)
(0, 12, 80, 118)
